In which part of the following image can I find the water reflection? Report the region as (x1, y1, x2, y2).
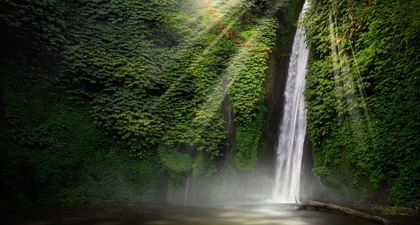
(82, 204, 377, 225)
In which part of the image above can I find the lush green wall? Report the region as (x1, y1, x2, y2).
(0, 0, 295, 208)
(302, 0, 420, 206)
(3, 0, 417, 208)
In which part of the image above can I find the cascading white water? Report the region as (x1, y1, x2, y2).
(272, 1, 309, 203)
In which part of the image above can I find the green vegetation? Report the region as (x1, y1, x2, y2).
(302, 0, 420, 206)
(2, 0, 418, 209)
(0, 0, 292, 208)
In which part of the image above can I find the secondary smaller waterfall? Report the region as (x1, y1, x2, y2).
(273, 1, 309, 203)
(184, 176, 189, 205)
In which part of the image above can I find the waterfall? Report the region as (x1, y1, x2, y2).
(272, 1, 309, 203)
(185, 175, 189, 205)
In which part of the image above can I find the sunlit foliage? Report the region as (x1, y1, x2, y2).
(302, 0, 420, 206)
(0, 0, 288, 207)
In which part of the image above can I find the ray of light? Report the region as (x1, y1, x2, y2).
(328, 0, 374, 149)
(155, 2, 276, 170)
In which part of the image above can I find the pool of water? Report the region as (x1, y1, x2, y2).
(80, 204, 382, 225)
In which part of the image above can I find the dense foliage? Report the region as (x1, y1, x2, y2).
(302, 0, 420, 205)
(3, 0, 417, 208)
(0, 0, 291, 208)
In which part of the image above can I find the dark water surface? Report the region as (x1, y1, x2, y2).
(74, 204, 386, 225)
(5, 203, 420, 225)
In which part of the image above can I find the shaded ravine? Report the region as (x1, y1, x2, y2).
(273, 1, 310, 203)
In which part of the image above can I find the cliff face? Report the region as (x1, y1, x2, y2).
(302, 0, 420, 206)
(169, 0, 309, 204)
(3, 0, 307, 207)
